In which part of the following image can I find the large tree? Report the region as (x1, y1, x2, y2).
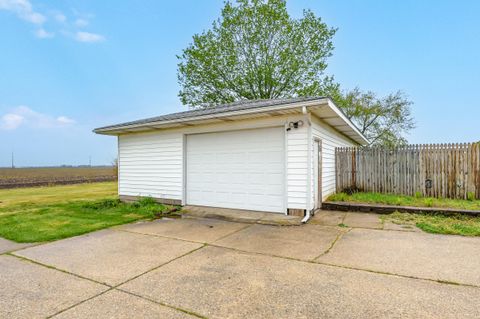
(177, 0, 415, 146)
(328, 87, 415, 147)
(177, 0, 336, 107)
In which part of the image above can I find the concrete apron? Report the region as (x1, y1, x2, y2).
(182, 205, 303, 226)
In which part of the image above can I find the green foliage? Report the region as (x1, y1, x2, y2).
(423, 198, 434, 207)
(132, 196, 158, 208)
(467, 192, 475, 201)
(177, 0, 336, 107)
(177, 0, 415, 147)
(82, 198, 122, 210)
(326, 87, 415, 147)
(328, 192, 480, 211)
(330, 192, 349, 201)
(414, 191, 423, 199)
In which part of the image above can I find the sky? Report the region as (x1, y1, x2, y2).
(1, 0, 479, 167)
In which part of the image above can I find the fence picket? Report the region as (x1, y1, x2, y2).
(335, 143, 480, 199)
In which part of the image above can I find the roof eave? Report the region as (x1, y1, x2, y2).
(325, 98, 370, 145)
(93, 97, 369, 145)
(93, 98, 330, 135)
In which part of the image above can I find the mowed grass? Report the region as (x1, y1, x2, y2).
(0, 182, 175, 243)
(382, 212, 480, 237)
(328, 192, 480, 211)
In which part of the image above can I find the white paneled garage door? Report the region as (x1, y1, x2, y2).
(186, 127, 285, 213)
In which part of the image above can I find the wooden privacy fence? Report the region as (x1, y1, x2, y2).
(336, 143, 480, 199)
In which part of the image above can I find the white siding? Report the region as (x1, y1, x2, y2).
(311, 114, 358, 205)
(118, 131, 183, 200)
(286, 116, 310, 209)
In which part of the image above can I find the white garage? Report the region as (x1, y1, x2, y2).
(186, 127, 285, 213)
(94, 97, 368, 217)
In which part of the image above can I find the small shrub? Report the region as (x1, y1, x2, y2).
(414, 191, 423, 199)
(82, 198, 121, 210)
(423, 198, 434, 207)
(467, 192, 475, 201)
(342, 187, 361, 195)
(132, 197, 158, 208)
(338, 192, 349, 201)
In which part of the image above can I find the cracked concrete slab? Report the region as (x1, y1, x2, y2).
(120, 246, 480, 319)
(383, 221, 421, 232)
(0, 237, 35, 254)
(343, 212, 383, 229)
(0, 255, 107, 319)
(118, 217, 248, 243)
(14, 229, 202, 286)
(52, 290, 197, 319)
(316, 228, 480, 286)
(183, 206, 267, 222)
(310, 210, 346, 226)
(214, 223, 341, 260)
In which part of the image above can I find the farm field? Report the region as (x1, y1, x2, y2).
(0, 182, 177, 242)
(0, 166, 117, 189)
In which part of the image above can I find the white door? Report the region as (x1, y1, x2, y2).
(186, 127, 285, 213)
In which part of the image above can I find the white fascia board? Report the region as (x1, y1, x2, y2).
(325, 99, 370, 145)
(94, 99, 330, 135)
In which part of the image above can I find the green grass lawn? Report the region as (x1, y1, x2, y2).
(0, 182, 176, 243)
(382, 212, 480, 237)
(328, 192, 480, 211)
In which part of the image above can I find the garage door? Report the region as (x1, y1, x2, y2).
(186, 127, 285, 213)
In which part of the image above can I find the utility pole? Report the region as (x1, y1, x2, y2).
(11, 151, 14, 169)
(89, 156, 91, 167)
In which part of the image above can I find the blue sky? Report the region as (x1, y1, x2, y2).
(1, 0, 479, 167)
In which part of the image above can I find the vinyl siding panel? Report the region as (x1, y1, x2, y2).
(286, 117, 309, 209)
(118, 131, 183, 200)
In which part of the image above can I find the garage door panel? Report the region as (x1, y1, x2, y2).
(186, 127, 285, 213)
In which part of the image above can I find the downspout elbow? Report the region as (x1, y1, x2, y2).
(301, 210, 312, 223)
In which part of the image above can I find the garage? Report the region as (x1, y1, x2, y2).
(186, 127, 285, 213)
(95, 97, 368, 217)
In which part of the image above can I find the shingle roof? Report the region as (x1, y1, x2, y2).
(94, 97, 324, 132)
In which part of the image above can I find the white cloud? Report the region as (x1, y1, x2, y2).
(0, 113, 24, 130)
(74, 18, 88, 27)
(0, 0, 46, 24)
(1, 1, 105, 42)
(54, 12, 66, 23)
(56, 116, 75, 124)
(34, 27, 53, 38)
(75, 31, 104, 43)
(0, 106, 75, 130)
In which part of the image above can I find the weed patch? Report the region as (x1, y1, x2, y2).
(382, 211, 480, 236)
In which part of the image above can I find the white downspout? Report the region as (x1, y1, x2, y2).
(302, 106, 312, 224)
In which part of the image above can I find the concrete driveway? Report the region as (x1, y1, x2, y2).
(2, 212, 480, 318)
